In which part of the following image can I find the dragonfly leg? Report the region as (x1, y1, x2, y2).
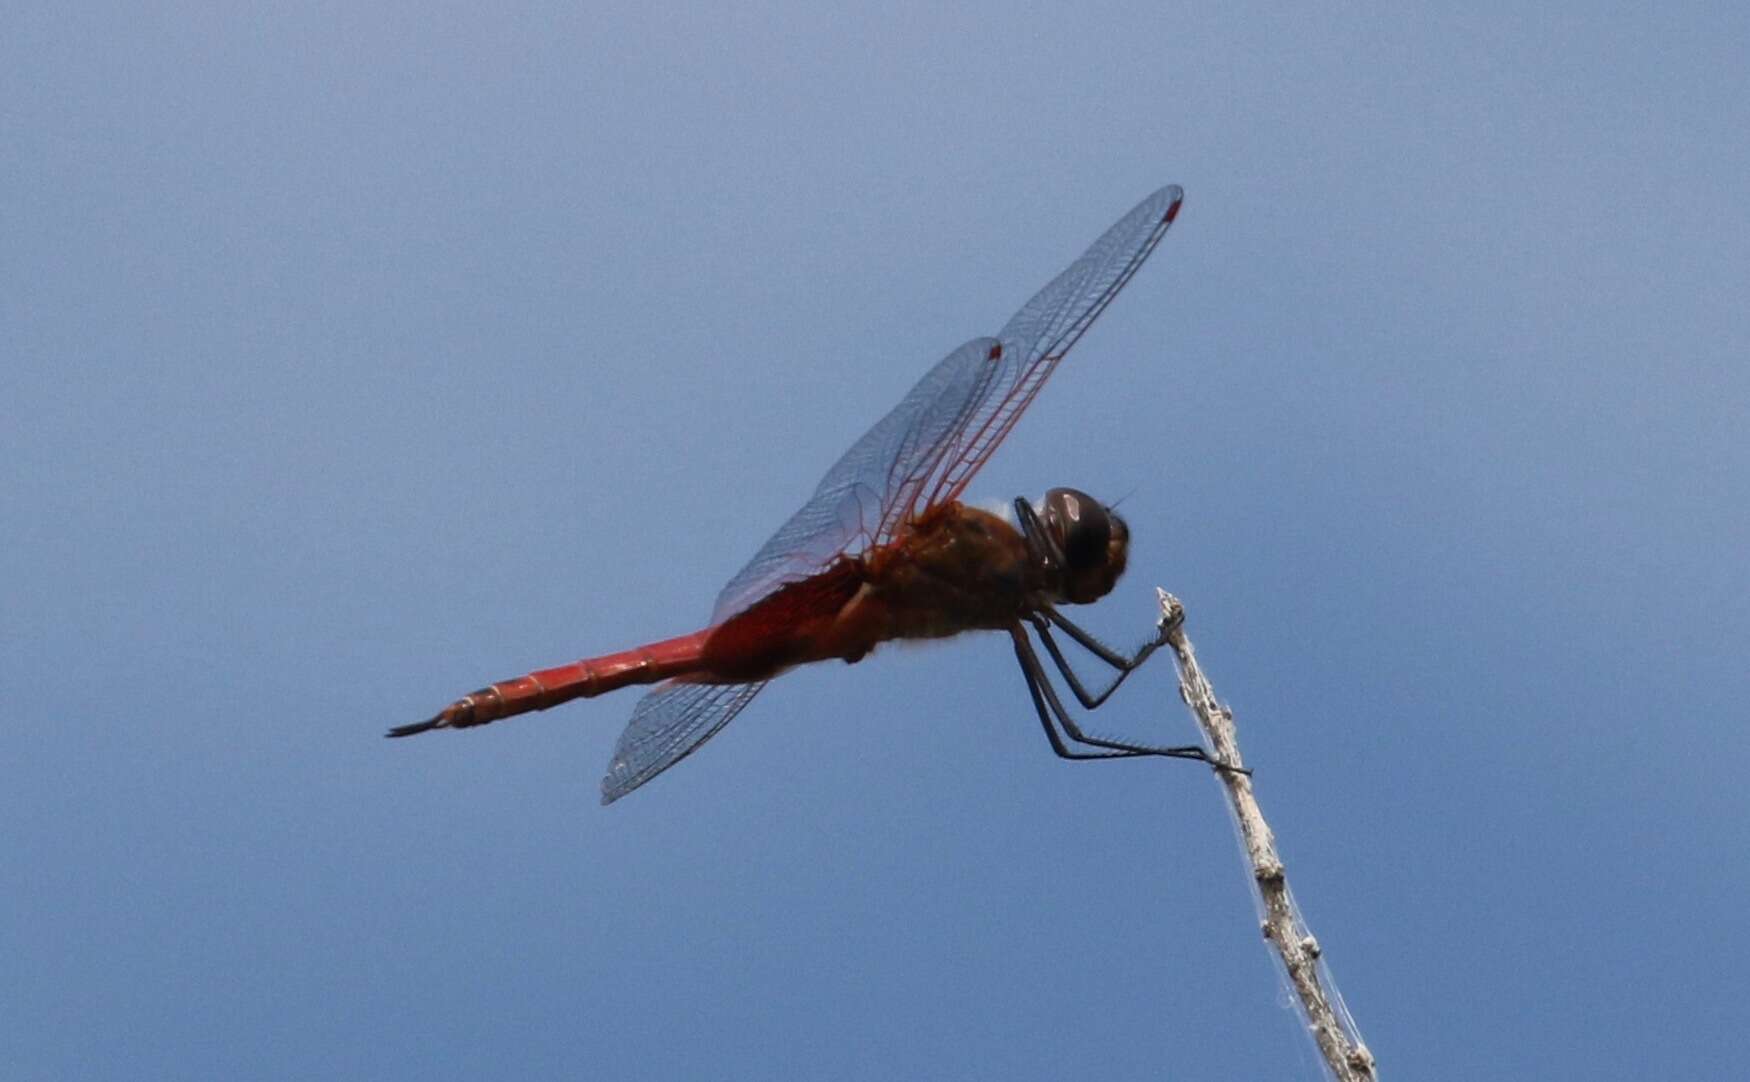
(1025, 606, 1170, 709)
(1008, 625, 1218, 765)
(1013, 497, 1065, 573)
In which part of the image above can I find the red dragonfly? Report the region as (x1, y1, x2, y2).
(392, 184, 1225, 803)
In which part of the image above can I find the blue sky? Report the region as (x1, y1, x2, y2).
(5, 4, 1747, 1079)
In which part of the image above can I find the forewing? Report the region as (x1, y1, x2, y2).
(599, 680, 767, 804)
(906, 184, 1184, 518)
(709, 336, 1001, 624)
(709, 184, 1184, 623)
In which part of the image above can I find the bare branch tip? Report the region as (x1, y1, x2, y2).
(1151, 587, 1186, 637)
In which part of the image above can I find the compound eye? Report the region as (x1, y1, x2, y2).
(1043, 487, 1112, 571)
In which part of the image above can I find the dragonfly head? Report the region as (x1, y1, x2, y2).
(1039, 487, 1130, 605)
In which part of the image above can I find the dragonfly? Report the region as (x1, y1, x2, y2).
(391, 184, 1229, 803)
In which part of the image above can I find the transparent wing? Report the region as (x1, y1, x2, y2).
(599, 680, 767, 804)
(912, 184, 1183, 516)
(710, 335, 1002, 623)
(709, 184, 1185, 625)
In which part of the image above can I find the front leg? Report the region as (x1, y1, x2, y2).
(1026, 605, 1170, 709)
(1008, 625, 1217, 765)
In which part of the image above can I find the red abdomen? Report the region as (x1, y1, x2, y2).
(389, 630, 713, 736)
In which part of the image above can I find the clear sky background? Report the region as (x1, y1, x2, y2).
(6, 4, 1747, 1080)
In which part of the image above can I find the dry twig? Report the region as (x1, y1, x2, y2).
(1157, 589, 1377, 1082)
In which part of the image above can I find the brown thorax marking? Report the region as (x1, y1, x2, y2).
(834, 502, 1036, 649)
